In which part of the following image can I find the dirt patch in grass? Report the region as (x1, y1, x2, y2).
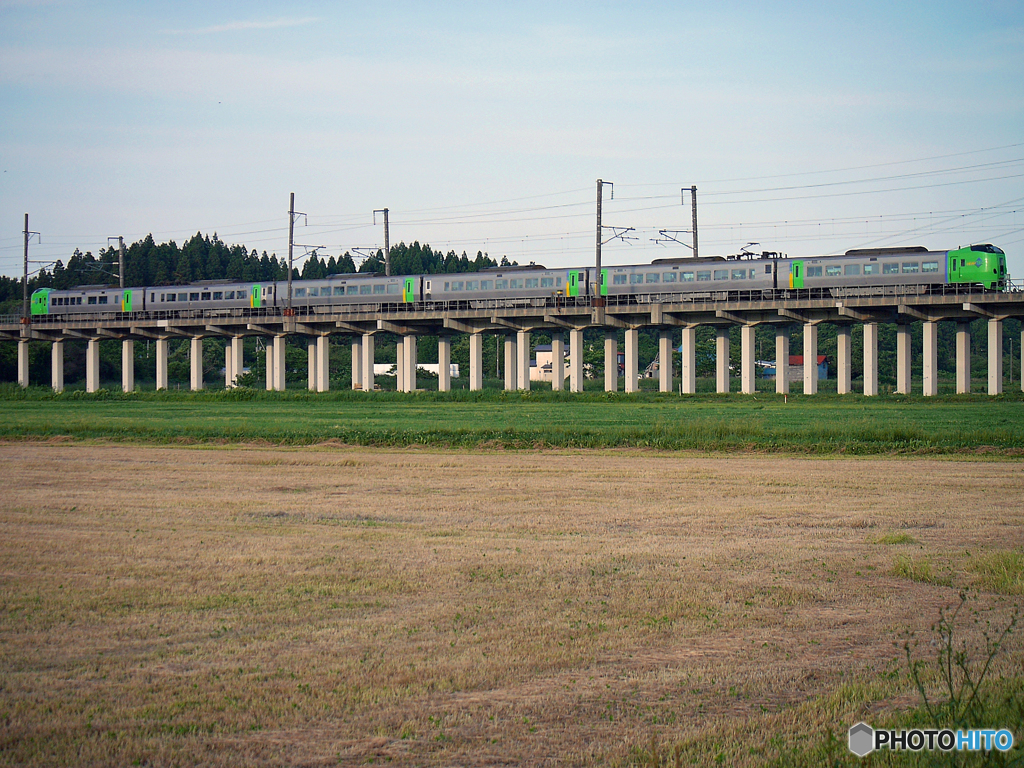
(0, 444, 1021, 766)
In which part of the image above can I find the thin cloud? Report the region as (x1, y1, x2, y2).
(164, 17, 319, 35)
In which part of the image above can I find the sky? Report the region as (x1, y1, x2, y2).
(1, 0, 1023, 281)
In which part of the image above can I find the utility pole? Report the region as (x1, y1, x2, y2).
(108, 236, 127, 288)
(287, 192, 295, 315)
(374, 208, 390, 276)
(23, 213, 29, 321)
(690, 186, 698, 259)
(595, 179, 613, 305)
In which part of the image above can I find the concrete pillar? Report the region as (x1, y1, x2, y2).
(956, 322, 971, 394)
(988, 318, 1003, 395)
(922, 321, 938, 397)
(190, 337, 204, 391)
(681, 327, 696, 394)
(569, 329, 584, 392)
(803, 323, 818, 395)
(896, 323, 912, 395)
(225, 345, 233, 389)
(775, 326, 790, 394)
(17, 339, 29, 388)
(308, 337, 317, 391)
(361, 333, 375, 392)
(715, 327, 730, 394)
(316, 335, 329, 392)
(624, 328, 639, 393)
(230, 337, 244, 389)
(837, 325, 852, 395)
(551, 332, 565, 391)
(466, 334, 481, 391)
(604, 330, 618, 392)
(273, 335, 286, 391)
(122, 339, 134, 392)
(351, 337, 362, 390)
(740, 325, 755, 395)
(395, 337, 405, 392)
(516, 330, 531, 391)
(658, 329, 673, 393)
(156, 338, 168, 391)
(403, 335, 417, 392)
(863, 323, 878, 397)
(51, 340, 64, 393)
(504, 335, 517, 391)
(86, 339, 100, 393)
(265, 341, 274, 391)
(439, 335, 453, 392)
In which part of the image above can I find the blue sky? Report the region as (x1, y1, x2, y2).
(1, 0, 1022, 279)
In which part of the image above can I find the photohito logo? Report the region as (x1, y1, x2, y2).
(848, 722, 1015, 757)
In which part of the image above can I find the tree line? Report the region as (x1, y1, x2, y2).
(0, 233, 513, 314)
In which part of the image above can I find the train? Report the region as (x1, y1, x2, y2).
(28, 243, 1008, 318)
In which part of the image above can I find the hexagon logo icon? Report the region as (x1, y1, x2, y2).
(848, 722, 874, 757)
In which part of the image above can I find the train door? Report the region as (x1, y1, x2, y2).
(789, 262, 804, 289)
(403, 277, 416, 303)
(251, 285, 262, 308)
(567, 270, 580, 297)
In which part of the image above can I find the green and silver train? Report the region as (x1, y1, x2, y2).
(29, 244, 1008, 317)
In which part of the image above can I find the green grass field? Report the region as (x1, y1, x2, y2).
(1, 385, 1022, 453)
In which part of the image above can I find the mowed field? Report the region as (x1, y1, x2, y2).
(1, 443, 1022, 766)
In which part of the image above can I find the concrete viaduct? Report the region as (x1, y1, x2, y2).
(3, 285, 1023, 396)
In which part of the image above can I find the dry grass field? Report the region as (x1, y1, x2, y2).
(1, 443, 1022, 766)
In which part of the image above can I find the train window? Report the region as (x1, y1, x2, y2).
(731, 269, 746, 280)
(696, 271, 711, 282)
(295, 288, 306, 298)
(540, 277, 554, 288)
(646, 273, 660, 283)
(481, 280, 494, 290)
(228, 291, 237, 299)
(189, 292, 199, 301)
(87, 296, 97, 304)
(613, 274, 628, 285)
(681, 271, 695, 282)
(360, 285, 372, 295)
(373, 284, 385, 294)
(510, 278, 524, 289)
(309, 287, 320, 297)
(863, 264, 878, 275)
(807, 266, 823, 277)
(556, 277, 563, 287)
(151, 293, 156, 302)
(883, 263, 900, 275)
(844, 264, 860, 276)
(663, 272, 677, 283)
(201, 292, 211, 300)
(334, 286, 345, 296)
(100, 295, 109, 304)
(495, 279, 508, 290)
(522, 278, 536, 288)
(348, 286, 359, 295)
(922, 262, 939, 273)
(451, 281, 463, 291)
(387, 283, 401, 294)
(826, 266, 841, 277)
(212, 291, 223, 300)
(630, 273, 643, 284)
(714, 270, 729, 280)
(901, 262, 919, 273)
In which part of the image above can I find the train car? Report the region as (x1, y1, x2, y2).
(34, 285, 145, 316)
(145, 281, 275, 313)
(291, 273, 416, 310)
(423, 265, 566, 306)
